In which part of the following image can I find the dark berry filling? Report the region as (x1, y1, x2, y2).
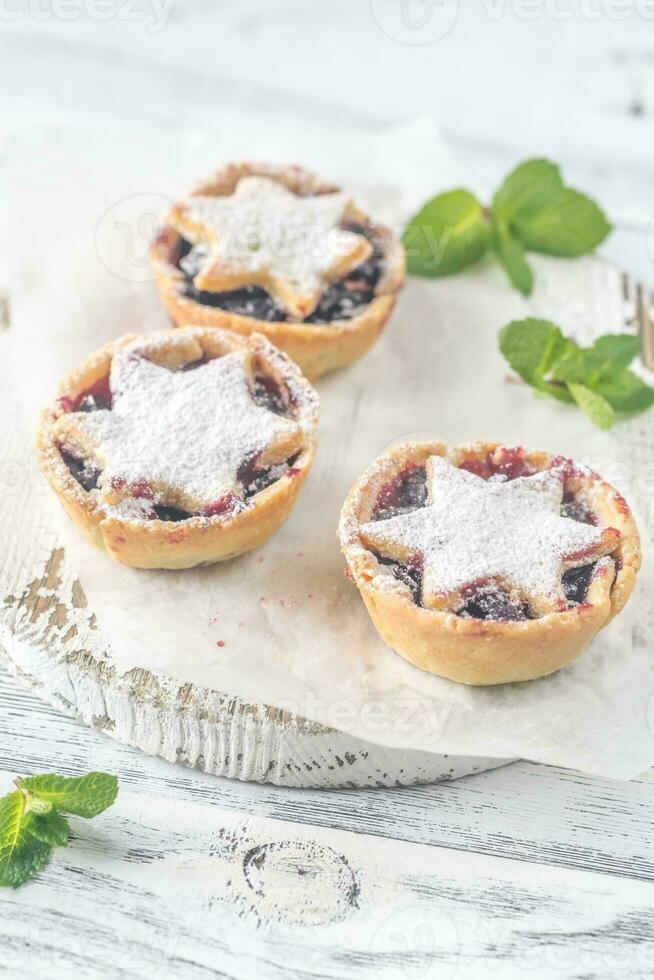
(183, 284, 288, 322)
(561, 489, 597, 526)
(562, 563, 596, 604)
(372, 465, 428, 521)
(152, 452, 299, 520)
(250, 374, 293, 416)
(59, 445, 296, 517)
(457, 583, 533, 622)
(59, 449, 101, 492)
(239, 452, 300, 499)
(152, 504, 193, 522)
(376, 554, 424, 606)
(58, 375, 112, 414)
(175, 221, 384, 325)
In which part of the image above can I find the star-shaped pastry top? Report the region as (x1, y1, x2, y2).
(360, 456, 619, 613)
(169, 176, 372, 318)
(54, 346, 304, 515)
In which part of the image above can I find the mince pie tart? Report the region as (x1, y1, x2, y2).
(37, 327, 319, 569)
(339, 441, 640, 685)
(150, 162, 405, 379)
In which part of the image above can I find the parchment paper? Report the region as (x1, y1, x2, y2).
(6, 121, 654, 778)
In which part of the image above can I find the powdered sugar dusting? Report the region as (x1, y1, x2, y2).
(360, 456, 610, 606)
(107, 496, 156, 523)
(177, 176, 366, 311)
(69, 345, 304, 512)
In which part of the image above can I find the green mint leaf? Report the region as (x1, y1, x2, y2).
(402, 189, 488, 277)
(24, 810, 70, 848)
(0, 791, 51, 889)
(24, 795, 53, 816)
(511, 187, 610, 258)
(492, 158, 564, 224)
(586, 334, 642, 375)
(552, 334, 642, 389)
(405, 157, 610, 293)
(498, 318, 576, 402)
(500, 318, 654, 428)
(493, 158, 611, 257)
(595, 368, 654, 414)
(0, 771, 118, 889)
(491, 221, 534, 296)
(19, 772, 118, 819)
(568, 383, 615, 430)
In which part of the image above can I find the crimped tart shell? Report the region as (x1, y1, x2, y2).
(37, 327, 319, 570)
(339, 441, 641, 686)
(150, 162, 405, 380)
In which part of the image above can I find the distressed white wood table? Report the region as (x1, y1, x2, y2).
(2, 4, 654, 977)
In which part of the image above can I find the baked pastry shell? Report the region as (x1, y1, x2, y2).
(37, 327, 319, 570)
(150, 162, 405, 380)
(339, 441, 641, 686)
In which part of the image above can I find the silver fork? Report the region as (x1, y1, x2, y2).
(622, 272, 654, 371)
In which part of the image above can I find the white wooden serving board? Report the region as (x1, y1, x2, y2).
(1, 268, 650, 789)
(0, 547, 508, 788)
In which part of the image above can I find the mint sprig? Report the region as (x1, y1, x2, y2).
(403, 158, 611, 295)
(402, 189, 489, 277)
(499, 318, 654, 429)
(0, 771, 118, 888)
(0, 792, 51, 889)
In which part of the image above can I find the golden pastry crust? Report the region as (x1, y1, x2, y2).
(150, 162, 405, 380)
(37, 327, 319, 570)
(339, 441, 641, 686)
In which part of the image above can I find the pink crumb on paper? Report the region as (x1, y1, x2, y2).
(216, 640, 226, 648)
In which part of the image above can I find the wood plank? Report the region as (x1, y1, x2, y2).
(2, 764, 654, 980)
(1, 665, 652, 887)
